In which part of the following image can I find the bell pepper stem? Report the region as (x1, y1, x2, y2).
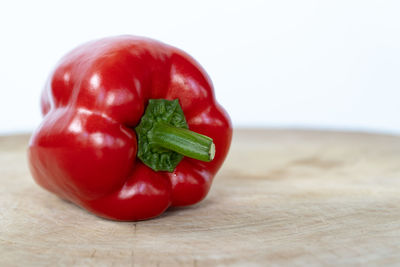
(135, 99, 215, 171)
(148, 122, 215, 162)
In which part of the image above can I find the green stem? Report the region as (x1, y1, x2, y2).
(135, 98, 215, 172)
(148, 122, 215, 162)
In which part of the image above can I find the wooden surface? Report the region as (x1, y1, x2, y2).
(2, 129, 400, 266)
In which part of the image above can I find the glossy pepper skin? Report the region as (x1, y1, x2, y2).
(28, 36, 232, 221)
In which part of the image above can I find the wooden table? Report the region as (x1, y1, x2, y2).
(1, 129, 400, 266)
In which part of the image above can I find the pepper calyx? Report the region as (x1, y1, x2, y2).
(135, 99, 215, 172)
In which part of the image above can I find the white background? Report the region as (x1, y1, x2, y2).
(1, 0, 399, 134)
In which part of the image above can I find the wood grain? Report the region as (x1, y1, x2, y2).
(1, 129, 400, 266)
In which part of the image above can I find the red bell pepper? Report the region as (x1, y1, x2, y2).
(28, 36, 232, 221)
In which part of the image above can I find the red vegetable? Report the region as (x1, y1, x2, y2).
(28, 36, 232, 221)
